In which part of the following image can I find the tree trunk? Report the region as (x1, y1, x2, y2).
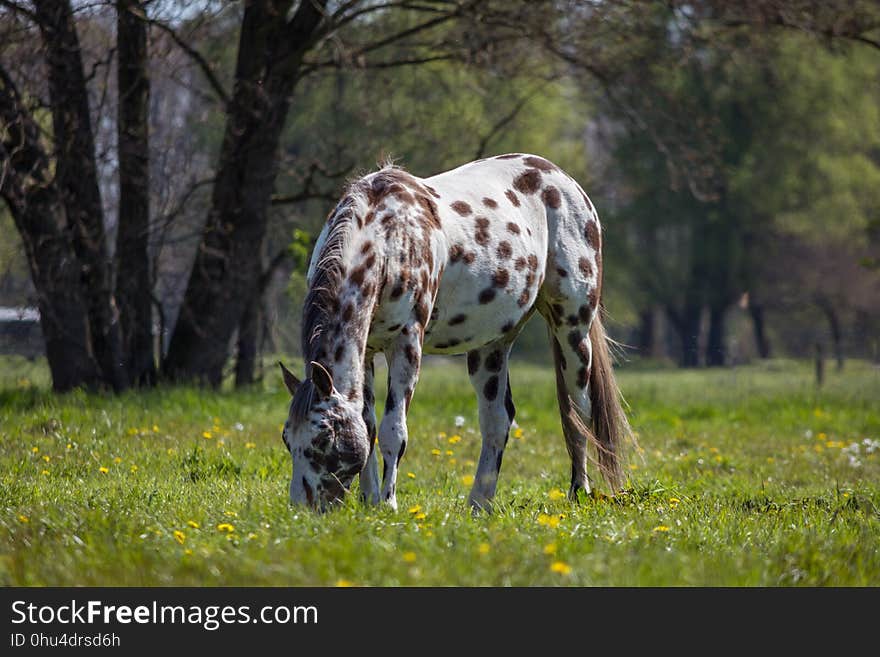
(34, 0, 127, 391)
(668, 302, 702, 368)
(818, 299, 844, 371)
(0, 67, 102, 391)
(705, 303, 727, 367)
(636, 308, 655, 357)
(163, 0, 327, 386)
(749, 302, 771, 358)
(234, 296, 262, 388)
(116, 0, 156, 387)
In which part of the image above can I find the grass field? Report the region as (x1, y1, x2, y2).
(1, 356, 878, 586)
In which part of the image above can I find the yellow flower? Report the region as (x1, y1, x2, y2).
(18, 514, 29, 523)
(548, 488, 566, 501)
(184, 549, 193, 555)
(114, 456, 122, 464)
(130, 464, 138, 473)
(173, 530, 186, 545)
(817, 432, 827, 440)
(98, 466, 109, 474)
(402, 551, 417, 563)
(448, 458, 457, 465)
(431, 449, 442, 456)
(513, 427, 524, 439)
(245, 442, 256, 449)
(652, 525, 670, 533)
(537, 514, 561, 528)
(408, 505, 422, 514)
(66, 444, 73, 450)
(461, 474, 474, 486)
(414, 513, 426, 521)
(448, 435, 461, 444)
(31, 446, 39, 454)
(543, 542, 557, 555)
(550, 561, 572, 575)
(41, 470, 50, 476)
(187, 520, 200, 529)
(336, 579, 354, 587)
(477, 543, 490, 555)
(224, 510, 238, 517)
(445, 450, 454, 456)
(216, 523, 235, 533)
(152, 425, 160, 433)
(406, 472, 415, 479)
(669, 497, 680, 505)
(127, 428, 139, 436)
(202, 431, 212, 439)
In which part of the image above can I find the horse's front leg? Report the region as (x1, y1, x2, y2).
(359, 350, 381, 504)
(377, 327, 422, 510)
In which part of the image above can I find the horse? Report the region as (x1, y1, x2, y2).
(278, 153, 631, 511)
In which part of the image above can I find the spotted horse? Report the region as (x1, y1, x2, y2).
(279, 153, 631, 511)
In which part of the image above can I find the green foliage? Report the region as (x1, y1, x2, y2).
(1, 358, 878, 585)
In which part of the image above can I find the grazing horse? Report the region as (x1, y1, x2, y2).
(279, 153, 631, 511)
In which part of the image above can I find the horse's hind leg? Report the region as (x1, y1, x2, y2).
(543, 310, 596, 500)
(465, 343, 515, 511)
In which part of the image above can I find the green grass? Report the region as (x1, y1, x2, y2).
(1, 357, 878, 586)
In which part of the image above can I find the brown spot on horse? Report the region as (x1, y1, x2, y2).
(492, 269, 510, 288)
(523, 155, 557, 172)
(506, 222, 521, 235)
(497, 241, 513, 260)
(475, 217, 491, 246)
(513, 169, 542, 195)
(451, 201, 472, 216)
(505, 189, 521, 207)
(542, 186, 561, 209)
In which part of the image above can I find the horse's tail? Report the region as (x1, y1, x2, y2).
(587, 313, 631, 492)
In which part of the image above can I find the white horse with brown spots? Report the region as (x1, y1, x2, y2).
(279, 153, 631, 511)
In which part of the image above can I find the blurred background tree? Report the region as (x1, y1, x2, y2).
(1, 0, 878, 391)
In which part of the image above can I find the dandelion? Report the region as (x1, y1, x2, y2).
(114, 456, 122, 464)
(445, 450, 454, 456)
(402, 551, 417, 563)
(431, 449, 442, 456)
(513, 427, 524, 439)
(66, 444, 72, 450)
(173, 530, 186, 545)
(42, 455, 50, 462)
(127, 428, 139, 436)
(336, 579, 354, 587)
(818, 432, 827, 441)
(245, 442, 256, 449)
(448, 458, 457, 465)
(202, 431, 213, 439)
(550, 561, 572, 575)
(188, 520, 200, 529)
(477, 543, 490, 555)
(99, 466, 109, 474)
(18, 515, 29, 523)
(224, 510, 238, 517)
(216, 523, 235, 533)
(31, 446, 38, 454)
(652, 525, 670, 533)
(130, 464, 139, 473)
(454, 415, 465, 427)
(461, 474, 474, 486)
(548, 488, 566, 501)
(537, 514, 561, 529)
(152, 425, 160, 433)
(408, 505, 422, 514)
(669, 497, 680, 505)
(184, 549, 193, 556)
(406, 472, 415, 479)
(448, 435, 461, 444)
(543, 543, 557, 555)
(414, 513, 426, 521)
(41, 470, 50, 476)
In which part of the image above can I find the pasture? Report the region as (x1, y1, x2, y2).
(1, 356, 878, 586)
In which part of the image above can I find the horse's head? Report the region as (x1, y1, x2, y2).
(278, 361, 370, 511)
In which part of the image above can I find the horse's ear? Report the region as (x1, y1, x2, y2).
(278, 361, 301, 397)
(310, 361, 335, 398)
